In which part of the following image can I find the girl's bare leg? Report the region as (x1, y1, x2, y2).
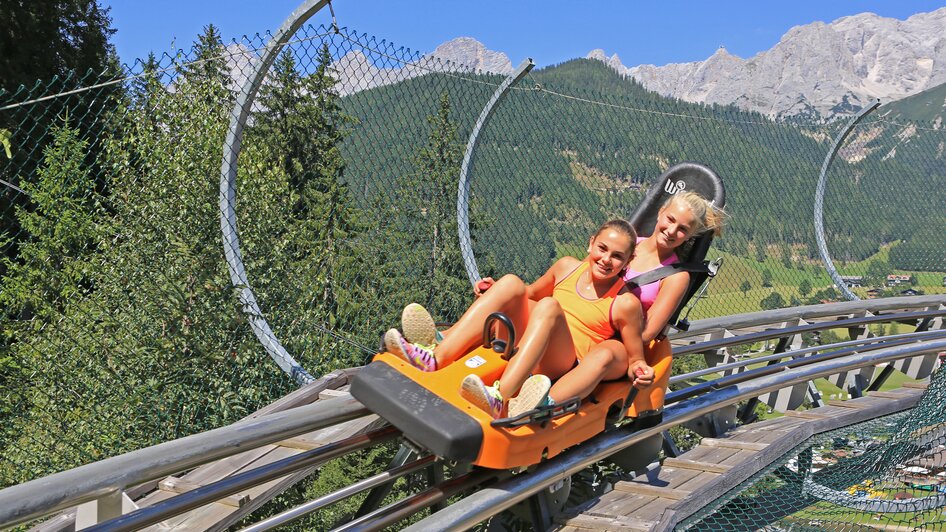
(549, 340, 628, 402)
(498, 298, 578, 399)
(432, 274, 530, 367)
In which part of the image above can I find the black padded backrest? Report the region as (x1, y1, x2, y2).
(627, 162, 726, 329)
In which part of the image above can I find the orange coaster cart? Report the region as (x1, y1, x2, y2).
(350, 162, 726, 469)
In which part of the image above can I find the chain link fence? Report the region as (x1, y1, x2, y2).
(1, 20, 945, 487)
(682, 365, 946, 531)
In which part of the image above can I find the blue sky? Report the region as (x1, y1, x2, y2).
(106, 1, 946, 68)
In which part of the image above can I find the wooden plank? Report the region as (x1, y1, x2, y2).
(613, 482, 691, 500)
(662, 457, 732, 474)
(700, 438, 768, 451)
(620, 496, 674, 523)
(674, 471, 724, 494)
(719, 450, 763, 467)
(784, 409, 832, 420)
(243, 369, 355, 420)
(157, 476, 247, 508)
(560, 512, 655, 531)
(588, 493, 657, 519)
(318, 388, 350, 400)
(867, 390, 915, 399)
(682, 445, 739, 463)
(276, 437, 322, 451)
(830, 396, 886, 409)
(827, 399, 867, 408)
(154, 446, 303, 531)
(902, 381, 929, 390)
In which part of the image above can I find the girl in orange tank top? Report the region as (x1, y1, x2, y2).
(386, 220, 655, 419)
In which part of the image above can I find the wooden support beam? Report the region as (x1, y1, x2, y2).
(158, 476, 248, 508)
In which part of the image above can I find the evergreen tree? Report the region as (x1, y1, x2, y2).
(249, 45, 370, 372)
(400, 91, 470, 319)
(798, 278, 812, 297)
(0, 119, 102, 321)
(760, 291, 786, 310)
(761, 268, 773, 288)
(739, 279, 752, 296)
(1, 0, 119, 280)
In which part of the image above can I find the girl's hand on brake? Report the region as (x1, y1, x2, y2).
(474, 277, 495, 297)
(629, 360, 655, 388)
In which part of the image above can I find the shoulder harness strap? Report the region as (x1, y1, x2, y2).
(624, 262, 710, 288)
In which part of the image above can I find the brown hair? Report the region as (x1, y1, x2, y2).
(662, 191, 726, 237)
(594, 218, 637, 255)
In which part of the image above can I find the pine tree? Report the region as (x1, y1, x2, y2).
(400, 91, 470, 319)
(250, 45, 369, 371)
(0, 119, 102, 321)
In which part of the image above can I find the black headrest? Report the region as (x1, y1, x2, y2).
(628, 162, 726, 263)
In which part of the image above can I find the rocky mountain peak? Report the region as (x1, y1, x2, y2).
(428, 37, 513, 74)
(590, 7, 946, 118)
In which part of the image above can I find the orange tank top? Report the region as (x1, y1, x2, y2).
(552, 261, 625, 360)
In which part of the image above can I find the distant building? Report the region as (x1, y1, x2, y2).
(866, 288, 881, 299)
(901, 288, 919, 296)
(886, 274, 912, 286)
(840, 275, 863, 288)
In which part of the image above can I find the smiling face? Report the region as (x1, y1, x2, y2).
(654, 198, 698, 250)
(587, 229, 634, 281)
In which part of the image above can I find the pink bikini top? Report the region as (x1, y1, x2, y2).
(622, 237, 679, 313)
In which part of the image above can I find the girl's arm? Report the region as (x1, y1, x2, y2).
(613, 294, 654, 387)
(642, 271, 690, 342)
(479, 257, 579, 300)
(526, 256, 577, 300)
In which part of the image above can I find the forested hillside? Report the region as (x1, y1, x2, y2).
(338, 58, 945, 279)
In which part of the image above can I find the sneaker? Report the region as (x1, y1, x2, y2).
(384, 329, 437, 372)
(460, 374, 503, 418)
(401, 303, 442, 345)
(508, 375, 552, 418)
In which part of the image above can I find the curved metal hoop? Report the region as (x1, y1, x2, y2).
(457, 59, 534, 287)
(219, 0, 333, 385)
(814, 99, 880, 302)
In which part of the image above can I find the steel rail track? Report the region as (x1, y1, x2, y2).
(404, 337, 946, 531)
(4, 298, 944, 530)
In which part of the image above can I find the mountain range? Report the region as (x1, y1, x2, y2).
(428, 8, 946, 120)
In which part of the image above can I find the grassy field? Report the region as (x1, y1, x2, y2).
(550, 239, 944, 320)
(687, 246, 945, 320)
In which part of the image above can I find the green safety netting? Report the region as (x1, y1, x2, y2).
(682, 366, 946, 531)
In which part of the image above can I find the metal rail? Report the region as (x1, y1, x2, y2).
(813, 99, 881, 301)
(457, 58, 535, 287)
(219, 0, 332, 385)
(670, 329, 946, 385)
(674, 294, 946, 339)
(667, 330, 946, 403)
(6, 299, 945, 529)
(333, 468, 510, 532)
(86, 427, 400, 532)
(672, 307, 946, 356)
(240, 455, 439, 532)
(0, 396, 370, 529)
(405, 337, 946, 531)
